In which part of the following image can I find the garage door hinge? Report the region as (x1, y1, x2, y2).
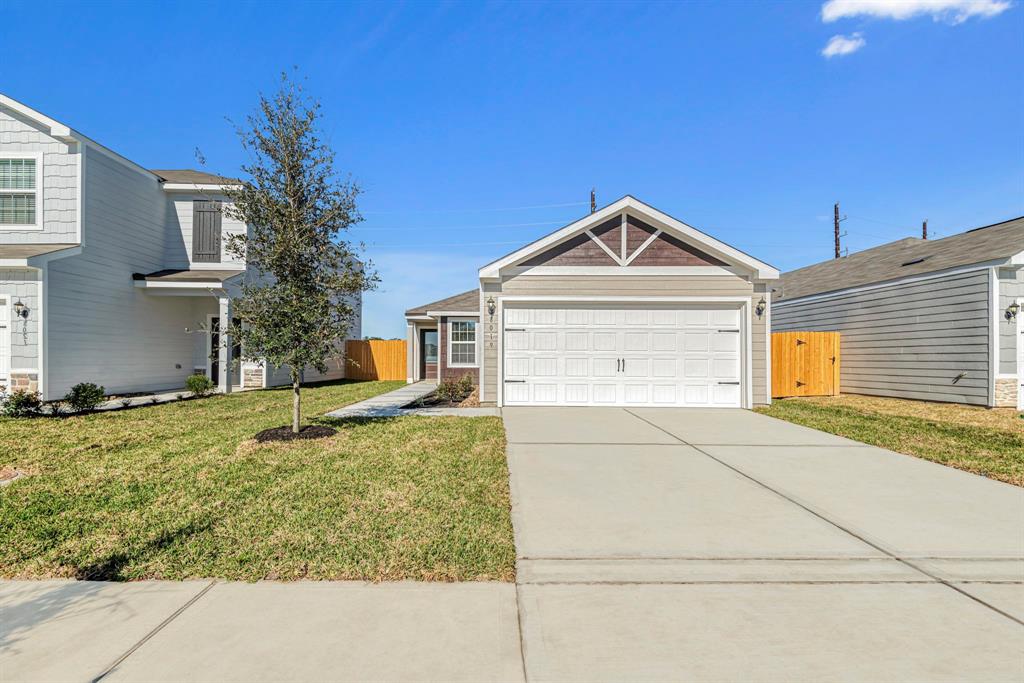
(505, 328, 526, 332)
(717, 381, 740, 385)
(717, 329, 740, 333)
(504, 379, 526, 383)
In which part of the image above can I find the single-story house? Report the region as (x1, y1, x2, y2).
(773, 216, 1023, 409)
(405, 196, 779, 408)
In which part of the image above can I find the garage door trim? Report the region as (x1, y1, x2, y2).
(496, 295, 753, 409)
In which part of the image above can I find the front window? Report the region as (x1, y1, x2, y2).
(0, 156, 40, 228)
(449, 319, 477, 366)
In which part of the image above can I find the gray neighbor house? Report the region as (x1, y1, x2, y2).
(773, 216, 1023, 409)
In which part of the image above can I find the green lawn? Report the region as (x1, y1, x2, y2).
(757, 396, 1024, 486)
(0, 380, 515, 582)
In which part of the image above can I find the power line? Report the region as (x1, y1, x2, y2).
(361, 200, 589, 215)
(351, 219, 566, 232)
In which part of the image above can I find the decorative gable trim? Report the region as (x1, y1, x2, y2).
(478, 195, 779, 280)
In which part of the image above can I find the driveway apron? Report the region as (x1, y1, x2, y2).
(503, 406, 1024, 682)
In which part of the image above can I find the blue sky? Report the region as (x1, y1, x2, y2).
(4, 1, 1022, 337)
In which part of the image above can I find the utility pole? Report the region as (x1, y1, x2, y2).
(590, 188, 596, 214)
(922, 219, 928, 240)
(833, 202, 847, 259)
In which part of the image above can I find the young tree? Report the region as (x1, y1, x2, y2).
(224, 74, 375, 433)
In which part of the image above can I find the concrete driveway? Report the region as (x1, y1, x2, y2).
(505, 407, 1024, 682)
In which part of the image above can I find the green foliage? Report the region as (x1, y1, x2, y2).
(64, 382, 106, 413)
(1, 389, 43, 417)
(221, 73, 378, 432)
(436, 374, 475, 404)
(185, 374, 216, 397)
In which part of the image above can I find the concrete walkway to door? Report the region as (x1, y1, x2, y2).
(504, 407, 1024, 682)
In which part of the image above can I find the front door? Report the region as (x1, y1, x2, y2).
(209, 316, 242, 382)
(421, 329, 438, 380)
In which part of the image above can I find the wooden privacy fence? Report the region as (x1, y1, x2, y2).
(772, 331, 840, 398)
(345, 340, 407, 381)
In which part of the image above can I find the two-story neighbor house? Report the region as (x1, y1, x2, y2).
(0, 95, 359, 401)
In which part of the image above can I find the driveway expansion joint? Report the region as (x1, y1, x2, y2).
(621, 408, 1024, 628)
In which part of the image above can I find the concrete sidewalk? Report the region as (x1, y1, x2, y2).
(324, 381, 436, 418)
(0, 581, 523, 683)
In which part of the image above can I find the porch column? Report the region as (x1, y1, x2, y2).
(218, 295, 233, 394)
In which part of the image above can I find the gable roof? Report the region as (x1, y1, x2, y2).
(479, 195, 779, 280)
(152, 169, 241, 185)
(405, 289, 479, 317)
(776, 216, 1024, 302)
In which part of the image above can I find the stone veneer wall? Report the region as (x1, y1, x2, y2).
(994, 378, 1018, 408)
(8, 371, 39, 394)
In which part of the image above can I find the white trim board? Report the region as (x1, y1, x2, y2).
(500, 295, 751, 304)
(502, 265, 745, 277)
(989, 267, 998, 408)
(479, 196, 779, 281)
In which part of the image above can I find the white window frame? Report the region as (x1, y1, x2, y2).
(0, 152, 44, 231)
(447, 317, 479, 368)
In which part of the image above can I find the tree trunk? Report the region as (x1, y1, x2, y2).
(291, 372, 301, 434)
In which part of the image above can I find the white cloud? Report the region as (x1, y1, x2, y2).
(821, 0, 1012, 25)
(821, 32, 867, 57)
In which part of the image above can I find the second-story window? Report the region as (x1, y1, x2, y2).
(0, 155, 41, 229)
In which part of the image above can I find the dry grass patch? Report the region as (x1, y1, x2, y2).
(0, 380, 515, 582)
(758, 395, 1024, 486)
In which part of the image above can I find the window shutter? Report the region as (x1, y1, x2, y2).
(192, 201, 222, 263)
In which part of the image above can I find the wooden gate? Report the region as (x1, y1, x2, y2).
(345, 340, 407, 381)
(772, 332, 840, 398)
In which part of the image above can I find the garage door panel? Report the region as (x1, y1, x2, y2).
(593, 333, 617, 351)
(592, 357, 618, 377)
(503, 306, 743, 408)
(683, 331, 709, 352)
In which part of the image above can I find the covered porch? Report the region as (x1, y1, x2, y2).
(132, 268, 260, 393)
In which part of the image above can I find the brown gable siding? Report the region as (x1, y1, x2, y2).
(626, 215, 727, 266)
(590, 217, 622, 255)
(520, 232, 618, 266)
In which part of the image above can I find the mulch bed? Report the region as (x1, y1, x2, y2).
(254, 425, 337, 443)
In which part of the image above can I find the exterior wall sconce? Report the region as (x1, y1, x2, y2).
(755, 297, 767, 318)
(12, 299, 28, 319)
(1007, 302, 1020, 321)
(486, 296, 496, 316)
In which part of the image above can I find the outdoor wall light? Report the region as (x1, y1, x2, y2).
(755, 297, 767, 318)
(1007, 302, 1020, 321)
(12, 299, 27, 319)
(486, 296, 496, 316)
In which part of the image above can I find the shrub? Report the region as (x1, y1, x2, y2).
(65, 382, 106, 413)
(185, 374, 216, 397)
(2, 389, 43, 417)
(119, 397, 133, 409)
(436, 375, 476, 404)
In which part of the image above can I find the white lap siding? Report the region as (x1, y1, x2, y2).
(773, 269, 992, 405)
(998, 268, 1024, 376)
(0, 269, 40, 374)
(45, 146, 199, 399)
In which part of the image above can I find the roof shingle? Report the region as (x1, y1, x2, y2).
(777, 216, 1023, 301)
(405, 289, 479, 316)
